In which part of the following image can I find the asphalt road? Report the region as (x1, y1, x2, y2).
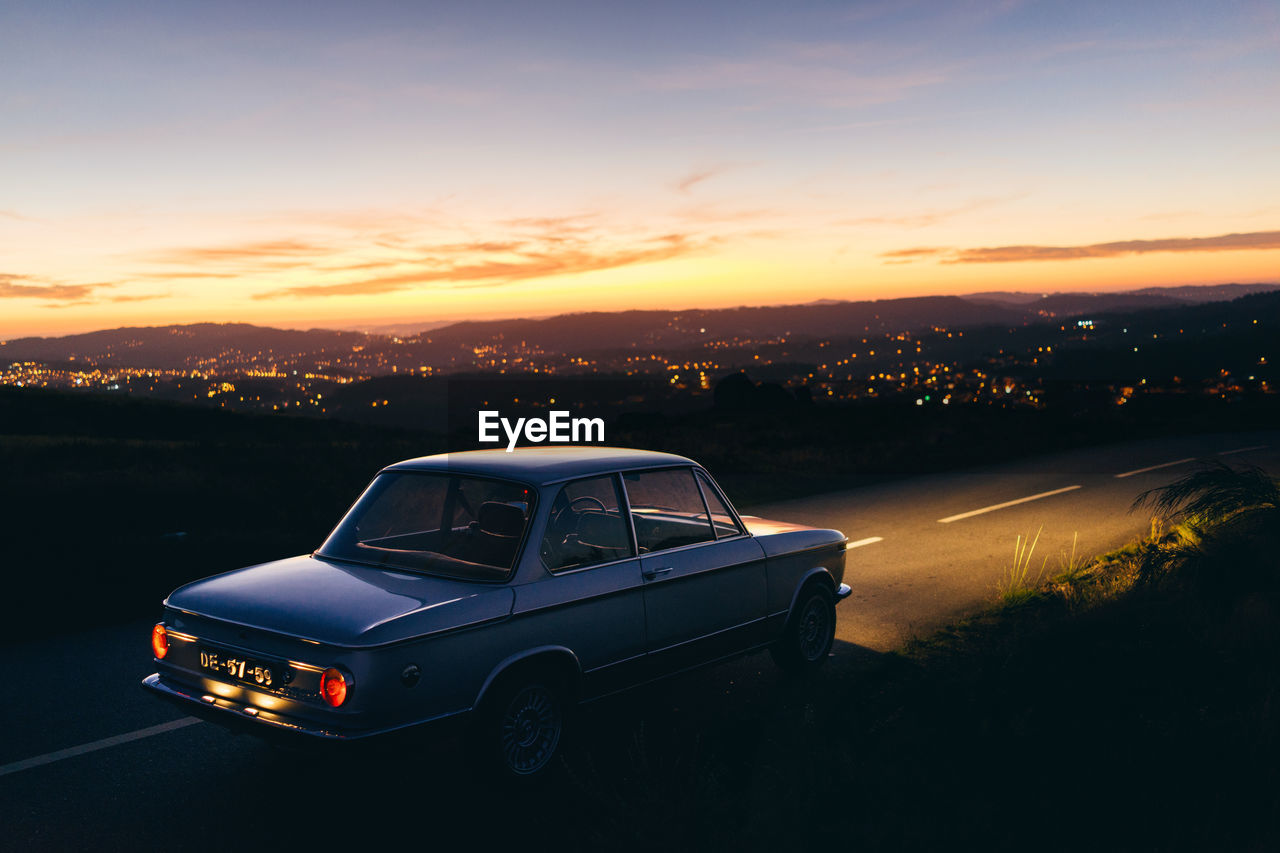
(2, 430, 1276, 848)
(753, 429, 1278, 651)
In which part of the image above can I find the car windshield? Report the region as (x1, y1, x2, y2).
(317, 471, 534, 581)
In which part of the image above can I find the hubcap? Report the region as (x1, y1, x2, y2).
(499, 685, 561, 775)
(798, 596, 830, 661)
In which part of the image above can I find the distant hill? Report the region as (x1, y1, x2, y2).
(964, 291, 1051, 305)
(963, 282, 1279, 311)
(1123, 283, 1280, 302)
(412, 296, 1028, 351)
(344, 319, 461, 336)
(0, 296, 1028, 366)
(1020, 293, 1187, 315)
(0, 322, 368, 369)
(3, 282, 1274, 367)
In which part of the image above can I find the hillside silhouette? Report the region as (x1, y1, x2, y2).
(6, 282, 1274, 368)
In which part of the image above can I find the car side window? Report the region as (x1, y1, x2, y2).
(541, 475, 634, 572)
(695, 472, 745, 538)
(623, 468, 716, 553)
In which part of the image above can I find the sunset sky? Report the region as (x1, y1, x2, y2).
(3, 0, 1278, 338)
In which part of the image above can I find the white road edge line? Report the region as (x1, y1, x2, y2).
(1219, 445, 1268, 456)
(845, 536, 884, 549)
(937, 485, 1082, 524)
(0, 717, 202, 778)
(1113, 457, 1197, 479)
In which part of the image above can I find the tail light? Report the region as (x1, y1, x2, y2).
(320, 667, 348, 707)
(151, 623, 169, 659)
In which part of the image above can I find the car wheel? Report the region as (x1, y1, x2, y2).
(480, 674, 566, 780)
(771, 583, 836, 673)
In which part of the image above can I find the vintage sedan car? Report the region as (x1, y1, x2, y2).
(143, 447, 850, 777)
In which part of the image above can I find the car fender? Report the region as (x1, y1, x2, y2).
(474, 645, 583, 710)
(784, 566, 839, 621)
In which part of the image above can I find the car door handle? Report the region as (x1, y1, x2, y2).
(642, 566, 674, 580)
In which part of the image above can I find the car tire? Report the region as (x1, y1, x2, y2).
(477, 671, 567, 781)
(771, 583, 836, 673)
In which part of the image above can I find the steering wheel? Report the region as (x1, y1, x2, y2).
(552, 495, 608, 533)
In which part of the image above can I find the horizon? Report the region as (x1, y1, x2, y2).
(4, 1, 1278, 339)
(4, 279, 1276, 342)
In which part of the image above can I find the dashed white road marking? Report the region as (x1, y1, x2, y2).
(0, 717, 202, 778)
(845, 536, 884, 549)
(1113, 457, 1197, 479)
(937, 485, 1082, 524)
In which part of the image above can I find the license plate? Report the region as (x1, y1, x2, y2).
(197, 646, 284, 689)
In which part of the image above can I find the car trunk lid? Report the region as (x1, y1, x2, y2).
(165, 554, 514, 647)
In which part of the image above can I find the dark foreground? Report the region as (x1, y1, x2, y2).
(4, 390, 1278, 849)
(8, 523, 1277, 852)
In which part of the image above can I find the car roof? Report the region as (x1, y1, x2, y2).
(382, 446, 698, 485)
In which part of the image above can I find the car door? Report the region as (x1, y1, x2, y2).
(623, 467, 768, 673)
(510, 473, 648, 698)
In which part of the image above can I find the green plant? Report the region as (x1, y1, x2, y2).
(1050, 531, 1088, 582)
(1135, 462, 1280, 530)
(1131, 462, 1280, 589)
(998, 526, 1048, 607)
(1047, 530, 1106, 607)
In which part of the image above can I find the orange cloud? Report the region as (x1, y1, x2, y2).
(500, 214, 597, 232)
(414, 240, 528, 255)
(140, 239, 327, 265)
(882, 229, 1280, 264)
(131, 214, 714, 304)
(315, 260, 405, 273)
(0, 273, 112, 302)
(879, 246, 947, 259)
(254, 234, 704, 300)
(108, 293, 168, 303)
(134, 271, 241, 279)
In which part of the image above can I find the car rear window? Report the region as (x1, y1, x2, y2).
(317, 471, 534, 581)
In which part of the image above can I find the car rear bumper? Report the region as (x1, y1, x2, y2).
(836, 583, 852, 600)
(142, 673, 353, 741)
(141, 673, 466, 745)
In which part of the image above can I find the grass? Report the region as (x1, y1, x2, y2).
(1051, 530, 1086, 581)
(997, 526, 1048, 607)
